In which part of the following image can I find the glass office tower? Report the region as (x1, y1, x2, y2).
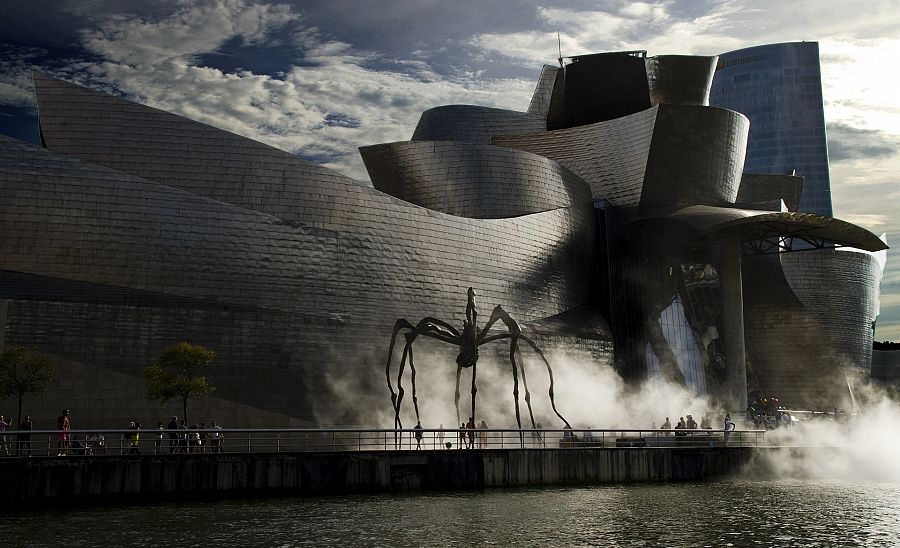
(710, 42, 833, 216)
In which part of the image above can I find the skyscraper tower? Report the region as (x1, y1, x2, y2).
(710, 42, 833, 216)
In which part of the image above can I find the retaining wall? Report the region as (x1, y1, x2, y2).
(0, 447, 758, 509)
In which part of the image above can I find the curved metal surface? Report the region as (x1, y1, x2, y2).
(494, 104, 748, 212)
(410, 105, 546, 144)
(359, 140, 592, 218)
(2, 76, 609, 427)
(736, 173, 804, 212)
(559, 52, 651, 127)
(645, 55, 718, 106)
(742, 250, 882, 408)
(628, 205, 888, 252)
(527, 65, 559, 116)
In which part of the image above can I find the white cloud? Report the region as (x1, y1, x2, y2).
(80, 0, 300, 65)
(0, 46, 48, 107)
(68, 1, 534, 180)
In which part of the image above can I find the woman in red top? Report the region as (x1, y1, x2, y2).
(57, 409, 70, 456)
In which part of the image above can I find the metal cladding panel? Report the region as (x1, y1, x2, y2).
(410, 105, 546, 144)
(527, 65, 559, 116)
(638, 105, 748, 213)
(645, 55, 718, 107)
(492, 107, 658, 209)
(31, 74, 356, 225)
(736, 173, 804, 212)
(359, 141, 593, 219)
(0, 134, 607, 425)
(563, 53, 652, 126)
(781, 250, 881, 375)
(741, 250, 881, 409)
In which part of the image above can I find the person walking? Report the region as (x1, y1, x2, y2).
(18, 416, 33, 457)
(155, 421, 164, 454)
(465, 417, 476, 449)
(167, 416, 179, 453)
(128, 422, 141, 454)
(723, 413, 735, 445)
(478, 420, 489, 448)
(210, 421, 224, 453)
(413, 421, 424, 450)
(56, 409, 71, 456)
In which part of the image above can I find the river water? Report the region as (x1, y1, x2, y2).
(7, 479, 900, 546)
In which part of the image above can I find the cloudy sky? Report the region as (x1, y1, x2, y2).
(1, 0, 898, 339)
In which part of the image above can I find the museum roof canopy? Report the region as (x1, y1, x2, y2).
(626, 205, 889, 255)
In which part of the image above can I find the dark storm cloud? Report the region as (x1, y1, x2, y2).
(828, 123, 898, 163)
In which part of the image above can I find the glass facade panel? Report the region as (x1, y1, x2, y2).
(710, 42, 833, 217)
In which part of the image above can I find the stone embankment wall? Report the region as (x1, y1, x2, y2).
(0, 448, 756, 509)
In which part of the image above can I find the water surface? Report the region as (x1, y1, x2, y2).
(7, 480, 900, 546)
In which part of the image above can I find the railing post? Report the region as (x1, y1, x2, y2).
(276, 432, 281, 452)
(247, 432, 251, 453)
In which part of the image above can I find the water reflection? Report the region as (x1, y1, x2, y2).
(6, 480, 900, 546)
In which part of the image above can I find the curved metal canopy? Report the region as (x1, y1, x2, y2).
(627, 205, 888, 254)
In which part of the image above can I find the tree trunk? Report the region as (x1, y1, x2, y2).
(183, 397, 188, 426)
(16, 391, 23, 428)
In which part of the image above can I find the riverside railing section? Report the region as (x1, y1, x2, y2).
(0, 428, 764, 457)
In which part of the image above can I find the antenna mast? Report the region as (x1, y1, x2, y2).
(557, 29, 564, 68)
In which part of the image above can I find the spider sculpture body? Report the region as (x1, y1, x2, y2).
(385, 288, 571, 431)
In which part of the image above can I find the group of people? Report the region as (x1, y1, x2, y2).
(0, 414, 33, 456)
(0, 409, 230, 456)
(412, 418, 490, 449)
(163, 417, 224, 454)
(659, 413, 736, 436)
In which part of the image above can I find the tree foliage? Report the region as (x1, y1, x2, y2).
(145, 342, 216, 423)
(0, 345, 56, 426)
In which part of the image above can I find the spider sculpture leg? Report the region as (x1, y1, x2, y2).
(520, 334, 572, 429)
(454, 365, 463, 426)
(515, 346, 539, 429)
(385, 318, 460, 432)
(479, 306, 572, 429)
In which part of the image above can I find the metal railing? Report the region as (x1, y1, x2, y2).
(0, 427, 764, 457)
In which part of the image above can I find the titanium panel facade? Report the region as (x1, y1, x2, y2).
(410, 105, 546, 144)
(645, 55, 718, 107)
(742, 249, 882, 408)
(527, 65, 559, 117)
(359, 141, 592, 218)
(0, 43, 886, 425)
(736, 173, 804, 212)
(494, 104, 748, 214)
(710, 42, 833, 216)
(1, 95, 604, 427)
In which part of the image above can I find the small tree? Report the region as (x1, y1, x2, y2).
(145, 342, 216, 424)
(0, 346, 57, 426)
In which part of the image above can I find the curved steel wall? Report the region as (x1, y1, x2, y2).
(561, 53, 651, 127)
(359, 141, 592, 218)
(639, 105, 747, 212)
(741, 250, 882, 408)
(527, 65, 559, 116)
(493, 104, 748, 213)
(410, 105, 546, 144)
(493, 107, 656, 209)
(645, 55, 717, 107)
(781, 250, 882, 376)
(2, 76, 608, 426)
(736, 173, 803, 211)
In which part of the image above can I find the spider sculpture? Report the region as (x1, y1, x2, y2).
(385, 287, 571, 432)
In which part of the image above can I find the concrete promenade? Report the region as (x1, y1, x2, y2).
(0, 446, 758, 509)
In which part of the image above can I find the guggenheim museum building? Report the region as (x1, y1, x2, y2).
(0, 42, 887, 427)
